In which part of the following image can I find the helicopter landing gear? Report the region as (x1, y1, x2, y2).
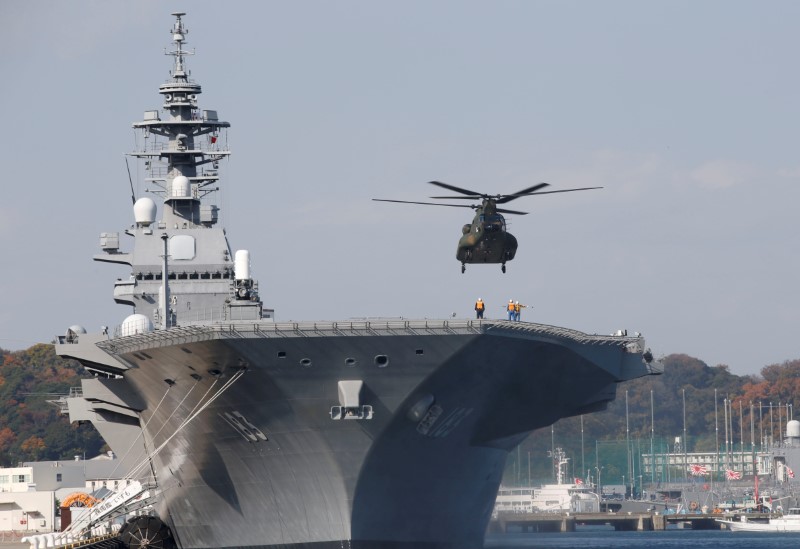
(461, 264, 466, 274)
(501, 263, 506, 273)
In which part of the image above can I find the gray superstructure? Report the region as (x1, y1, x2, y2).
(56, 13, 661, 549)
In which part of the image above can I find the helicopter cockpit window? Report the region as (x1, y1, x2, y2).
(483, 215, 505, 232)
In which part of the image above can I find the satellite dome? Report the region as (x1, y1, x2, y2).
(787, 420, 800, 439)
(120, 314, 154, 337)
(66, 325, 87, 336)
(64, 325, 87, 344)
(171, 175, 191, 198)
(133, 197, 157, 226)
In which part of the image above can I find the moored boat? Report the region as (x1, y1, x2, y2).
(718, 508, 800, 532)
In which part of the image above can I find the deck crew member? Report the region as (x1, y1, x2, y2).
(507, 299, 515, 321)
(475, 297, 485, 319)
(514, 301, 528, 321)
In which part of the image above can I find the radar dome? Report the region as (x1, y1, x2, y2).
(787, 420, 800, 439)
(133, 197, 157, 226)
(120, 314, 154, 337)
(171, 175, 191, 198)
(64, 325, 87, 344)
(66, 325, 87, 336)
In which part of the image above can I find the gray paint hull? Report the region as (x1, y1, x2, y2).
(72, 319, 656, 548)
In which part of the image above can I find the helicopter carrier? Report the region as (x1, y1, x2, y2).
(54, 13, 661, 549)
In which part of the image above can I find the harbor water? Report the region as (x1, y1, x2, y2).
(485, 529, 797, 548)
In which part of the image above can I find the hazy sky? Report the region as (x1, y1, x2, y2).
(1, 1, 798, 376)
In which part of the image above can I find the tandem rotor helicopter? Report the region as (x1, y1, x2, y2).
(374, 181, 601, 273)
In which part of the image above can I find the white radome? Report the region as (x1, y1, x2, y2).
(171, 175, 191, 198)
(133, 197, 157, 226)
(235, 250, 251, 280)
(120, 314, 154, 337)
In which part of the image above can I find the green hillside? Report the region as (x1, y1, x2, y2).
(0, 344, 105, 466)
(508, 354, 800, 488)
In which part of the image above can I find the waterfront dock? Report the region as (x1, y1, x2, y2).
(489, 511, 774, 533)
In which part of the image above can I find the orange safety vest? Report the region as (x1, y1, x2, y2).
(507, 302, 515, 312)
(475, 300, 485, 311)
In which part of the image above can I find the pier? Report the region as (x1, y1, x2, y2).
(489, 511, 774, 533)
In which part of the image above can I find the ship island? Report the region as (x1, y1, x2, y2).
(48, 12, 661, 549)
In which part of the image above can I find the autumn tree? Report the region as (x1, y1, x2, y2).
(20, 436, 46, 460)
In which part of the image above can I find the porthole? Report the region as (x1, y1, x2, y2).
(415, 349, 424, 355)
(345, 357, 357, 367)
(300, 358, 312, 368)
(277, 351, 287, 359)
(374, 354, 389, 368)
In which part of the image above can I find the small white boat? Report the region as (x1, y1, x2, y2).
(493, 449, 600, 516)
(718, 508, 800, 532)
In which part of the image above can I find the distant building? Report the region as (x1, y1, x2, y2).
(0, 453, 134, 533)
(641, 449, 771, 479)
(642, 422, 800, 483)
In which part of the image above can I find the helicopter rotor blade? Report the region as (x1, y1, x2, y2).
(496, 208, 529, 215)
(428, 195, 479, 200)
(427, 180, 484, 198)
(496, 182, 550, 203)
(516, 186, 603, 196)
(372, 198, 477, 209)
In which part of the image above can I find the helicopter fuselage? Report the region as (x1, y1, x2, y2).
(456, 208, 518, 265)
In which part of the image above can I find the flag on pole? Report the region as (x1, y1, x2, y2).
(574, 478, 583, 485)
(688, 464, 708, 476)
(787, 466, 795, 479)
(725, 468, 742, 480)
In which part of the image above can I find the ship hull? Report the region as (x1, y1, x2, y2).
(63, 319, 655, 548)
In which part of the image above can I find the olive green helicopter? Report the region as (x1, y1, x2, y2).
(373, 181, 601, 273)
